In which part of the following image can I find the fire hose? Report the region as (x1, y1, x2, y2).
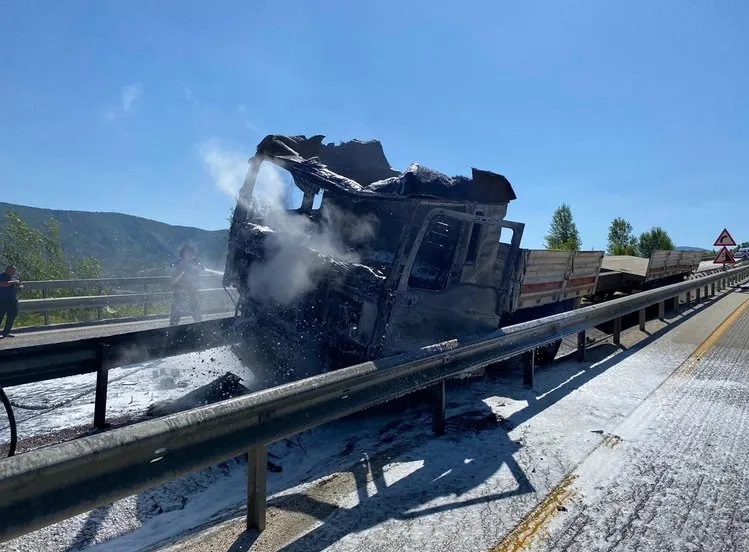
(0, 385, 17, 457)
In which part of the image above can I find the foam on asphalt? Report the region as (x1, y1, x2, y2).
(4, 284, 748, 552)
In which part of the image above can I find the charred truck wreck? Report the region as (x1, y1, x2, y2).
(224, 135, 604, 383)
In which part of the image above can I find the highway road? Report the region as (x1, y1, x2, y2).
(696, 259, 724, 272)
(3, 281, 749, 552)
(522, 290, 749, 551)
(696, 257, 749, 273)
(142, 284, 749, 552)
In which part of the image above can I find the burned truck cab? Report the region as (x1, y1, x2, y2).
(223, 135, 526, 383)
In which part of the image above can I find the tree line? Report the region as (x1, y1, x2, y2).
(544, 203, 676, 257)
(0, 210, 180, 328)
(0, 210, 103, 281)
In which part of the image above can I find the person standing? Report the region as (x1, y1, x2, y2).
(0, 265, 22, 338)
(169, 245, 204, 326)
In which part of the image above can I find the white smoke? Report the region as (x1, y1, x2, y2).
(199, 140, 378, 305)
(199, 139, 249, 200)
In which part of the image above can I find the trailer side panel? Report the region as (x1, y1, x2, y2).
(515, 250, 604, 310)
(645, 251, 703, 282)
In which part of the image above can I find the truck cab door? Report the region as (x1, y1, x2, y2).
(379, 210, 503, 356)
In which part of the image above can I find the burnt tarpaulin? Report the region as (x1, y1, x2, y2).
(255, 134, 517, 206)
(256, 134, 399, 186)
(368, 165, 517, 204)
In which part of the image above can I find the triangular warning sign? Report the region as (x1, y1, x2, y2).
(714, 228, 736, 247)
(713, 246, 737, 264)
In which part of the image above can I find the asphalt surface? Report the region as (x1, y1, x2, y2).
(4, 279, 749, 552)
(524, 290, 749, 551)
(149, 284, 749, 552)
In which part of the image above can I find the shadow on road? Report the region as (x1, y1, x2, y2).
(62, 505, 113, 552)
(244, 293, 731, 551)
(242, 399, 532, 552)
(226, 531, 260, 552)
(497, 294, 724, 429)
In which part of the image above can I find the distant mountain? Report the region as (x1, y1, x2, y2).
(676, 246, 710, 252)
(0, 202, 229, 277)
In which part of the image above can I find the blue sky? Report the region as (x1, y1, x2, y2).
(1, 0, 748, 250)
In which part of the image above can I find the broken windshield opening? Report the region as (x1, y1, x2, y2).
(241, 160, 405, 276)
(248, 161, 323, 219)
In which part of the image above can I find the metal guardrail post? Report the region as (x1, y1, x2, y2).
(93, 344, 109, 430)
(431, 381, 446, 436)
(703, 284, 708, 298)
(711, 282, 716, 296)
(523, 350, 535, 388)
(246, 445, 268, 532)
(42, 289, 49, 326)
(638, 308, 646, 331)
(696, 287, 701, 303)
(685, 290, 691, 308)
(612, 317, 622, 345)
(576, 331, 586, 361)
(658, 301, 665, 321)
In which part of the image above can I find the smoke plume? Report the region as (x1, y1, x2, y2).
(199, 140, 378, 306)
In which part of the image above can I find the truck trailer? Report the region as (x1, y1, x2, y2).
(223, 135, 699, 384)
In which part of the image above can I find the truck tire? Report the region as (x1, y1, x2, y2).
(534, 339, 562, 366)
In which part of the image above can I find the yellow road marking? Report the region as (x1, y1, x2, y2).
(491, 296, 749, 552)
(674, 296, 749, 377)
(490, 475, 577, 552)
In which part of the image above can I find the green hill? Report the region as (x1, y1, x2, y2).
(675, 246, 709, 252)
(0, 202, 229, 277)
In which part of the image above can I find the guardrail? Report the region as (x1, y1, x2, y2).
(20, 288, 233, 314)
(691, 265, 741, 279)
(15, 275, 236, 327)
(0, 317, 238, 430)
(1, 263, 748, 543)
(20, 276, 186, 291)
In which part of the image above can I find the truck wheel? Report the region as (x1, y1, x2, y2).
(535, 339, 562, 366)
